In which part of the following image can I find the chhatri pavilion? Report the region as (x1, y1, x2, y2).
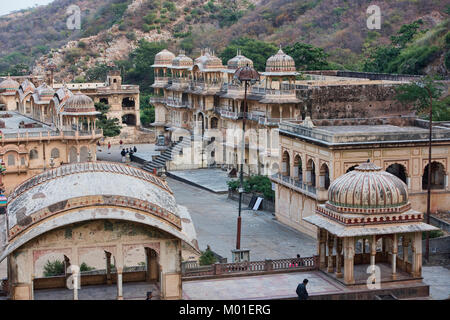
(304, 161, 438, 285)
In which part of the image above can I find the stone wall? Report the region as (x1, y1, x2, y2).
(298, 83, 415, 120)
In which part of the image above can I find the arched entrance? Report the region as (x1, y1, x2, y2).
(122, 114, 136, 126)
(386, 163, 407, 184)
(422, 162, 446, 190)
(294, 155, 302, 181)
(320, 163, 330, 190)
(307, 159, 316, 187)
(282, 151, 290, 177)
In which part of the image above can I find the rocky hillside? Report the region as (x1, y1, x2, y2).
(0, 0, 448, 80)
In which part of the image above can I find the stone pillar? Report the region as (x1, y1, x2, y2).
(411, 232, 422, 278)
(336, 237, 343, 278)
(318, 229, 327, 269)
(117, 268, 123, 300)
(391, 234, 398, 280)
(402, 236, 409, 268)
(105, 251, 112, 285)
(370, 235, 376, 268)
(327, 234, 334, 273)
(344, 237, 355, 285)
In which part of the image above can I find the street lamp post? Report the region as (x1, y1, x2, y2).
(233, 64, 260, 250)
(425, 86, 433, 263)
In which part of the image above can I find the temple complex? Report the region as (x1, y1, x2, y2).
(147, 48, 415, 175)
(270, 116, 450, 237)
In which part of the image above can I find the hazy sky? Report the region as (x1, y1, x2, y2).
(0, 0, 55, 16)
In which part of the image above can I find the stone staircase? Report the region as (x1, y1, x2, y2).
(142, 137, 191, 172)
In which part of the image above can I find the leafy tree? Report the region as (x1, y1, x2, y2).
(395, 76, 448, 121)
(95, 102, 122, 137)
(219, 37, 278, 72)
(118, 40, 167, 95)
(43, 260, 65, 277)
(86, 63, 115, 82)
(199, 246, 217, 265)
(140, 94, 155, 127)
(283, 42, 332, 70)
(390, 20, 423, 48)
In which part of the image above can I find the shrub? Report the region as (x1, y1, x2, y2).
(80, 262, 95, 272)
(43, 260, 65, 277)
(199, 246, 217, 265)
(422, 229, 444, 240)
(126, 31, 137, 41)
(163, 1, 176, 12)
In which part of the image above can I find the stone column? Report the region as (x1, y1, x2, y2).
(411, 232, 422, 278)
(391, 234, 398, 280)
(327, 234, 334, 273)
(336, 237, 343, 278)
(344, 237, 355, 285)
(402, 236, 409, 269)
(105, 251, 112, 285)
(318, 229, 327, 269)
(117, 268, 123, 300)
(370, 235, 377, 268)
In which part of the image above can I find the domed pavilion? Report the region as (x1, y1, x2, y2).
(304, 162, 437, 285)
(59, 93, 100, 133)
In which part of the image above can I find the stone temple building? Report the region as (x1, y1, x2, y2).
(0, 162, 199, 300)
(304, 162, 437, 285)
(271, 116, 450, 238)
(0, 77, 102, 194)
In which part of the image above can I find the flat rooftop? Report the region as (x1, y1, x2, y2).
(0, 111, 54, 135)
(280, 119, 450, 146)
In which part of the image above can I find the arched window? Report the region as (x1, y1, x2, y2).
(7, 154, 15, 166)
(386, 163, 407, 184)
(210, 117, 219, 129)
(320, 163, 330, 190)
(422, 162, 446, 190)
(80, 146, 89, 162)
(294, 155, 302, 181)
(282, 151, 290, 177)
(51, 148, 60, 159)
(307, 159, 316, 187)
(29, 149, 39, 160)
(69, 147, 78, 163)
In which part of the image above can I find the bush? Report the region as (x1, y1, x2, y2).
(126, 31, 137, 41)
(228, 175, 274, 200)
(199, 246, 217, 265)
(422, 230, 444, 240)
(43, 260, 65, 277)
(80, 262, 95, 272)
(163, 1, 176, 12)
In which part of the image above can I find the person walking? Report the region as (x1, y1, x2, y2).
(133, 146, 137, 153)
(121, 149, 126, 163)
(119, 140, 123, 146)
(296, 279, 309, 300)
(145, 291, 153, 300)
(107, 142, 111, 154)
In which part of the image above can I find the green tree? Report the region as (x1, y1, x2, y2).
(283, 42, 332, 70)
(95, 102, 122, 137)
(199, 246, 217, 265)
(80, 262, 95, 272)
(219, 37, 278, 71)
(43, 260, 65, 277)
(390, 19, 423, 48)
(395, 76, 448, 121)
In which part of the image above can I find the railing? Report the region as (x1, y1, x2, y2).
(250, 87, 297, 96)
(182, 256, 318, 278)
(0, 129, 103, 142)
(149, 96, 166, 104)
(214, 107, 243, 120)
(166, 98, 192, 109)
(272, 173, 317, 196)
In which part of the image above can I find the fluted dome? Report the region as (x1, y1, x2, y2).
(153, 49, 175, 67)
(265, 48, 296, 72)
(194, 49, 224, 70)
(326, 162, 409, 214)
(64, 93, 96, 114)
(0, 76, 20, 92)
(227, 51, 253, 70)
(172, 51, 193, 68)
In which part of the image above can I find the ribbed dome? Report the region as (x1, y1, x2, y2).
(326, 162, 409, 214)
(227, 51, 253, 70)
(172, 51, 193, 68)
(265, 48, 296, 72)
(154, 49, 175, 66)
(36, 83, 55, 99)
(0, 76, 20, 91)
(64, 93, 96, 113)
(194, 49, 223, 69)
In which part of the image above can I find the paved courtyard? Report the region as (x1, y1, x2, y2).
(168, 169, 230, 193)
(167, 177, 316, 261)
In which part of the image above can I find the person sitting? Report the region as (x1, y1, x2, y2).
(296, 279, 309, 300)
(146, 291, 153, 300)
